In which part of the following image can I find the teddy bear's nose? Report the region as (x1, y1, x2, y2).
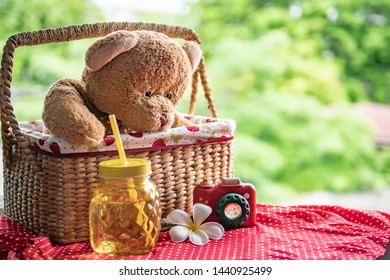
(160, 114, 168, 127)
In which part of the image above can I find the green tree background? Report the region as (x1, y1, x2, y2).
(1, 0, 389, 202)
(190, 0, 390, 104)
(0, 0, 102, 120)
(183, 0, 390, 201)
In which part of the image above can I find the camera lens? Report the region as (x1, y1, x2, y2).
(224, 202, 242, 220)
(216, 193, 250, 228)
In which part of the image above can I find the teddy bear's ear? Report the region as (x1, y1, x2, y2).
(85, 31, 139, 72)
(182, 41, 202, 73)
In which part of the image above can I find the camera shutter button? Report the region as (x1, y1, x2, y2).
(221, 178, 241, 185)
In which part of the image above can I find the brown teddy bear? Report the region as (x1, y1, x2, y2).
(42, 30, 202, 146)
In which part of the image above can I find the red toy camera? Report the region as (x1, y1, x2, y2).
(193, 178, 257, 229)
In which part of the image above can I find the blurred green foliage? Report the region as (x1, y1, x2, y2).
(0, 0, 102, 88)
(185, 0, 390, 201)
(230, 94, 388, 202)
(192, 0, 390, 104)
(204, 33, 347, 104)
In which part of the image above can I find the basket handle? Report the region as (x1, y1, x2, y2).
(1, 22, 217, 163)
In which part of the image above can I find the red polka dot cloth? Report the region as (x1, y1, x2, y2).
(1, 204, 389, 260)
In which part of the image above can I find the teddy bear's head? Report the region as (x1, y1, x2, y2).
(81, 30, 202, 132)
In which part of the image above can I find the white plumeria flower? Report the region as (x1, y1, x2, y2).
(167, 203, 225, 246)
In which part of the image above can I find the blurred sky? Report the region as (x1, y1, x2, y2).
(93, 0, 189, 20)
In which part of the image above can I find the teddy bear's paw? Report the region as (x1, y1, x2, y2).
(172, 112, 193, 128)
(82, 135, 106, 147)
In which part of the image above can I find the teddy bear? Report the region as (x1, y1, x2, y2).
(42, 30, 202, 146)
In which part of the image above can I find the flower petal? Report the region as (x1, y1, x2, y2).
(167, 209, 192, 226)
(200, 222, 225, 240)
(169, 225, 190, 243)
(189, 229, 209, 246)
(192, 203, 212, 226)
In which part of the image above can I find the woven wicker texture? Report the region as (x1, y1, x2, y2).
(0, 22, 234, 244)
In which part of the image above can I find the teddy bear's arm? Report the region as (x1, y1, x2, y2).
(42, 78, 105, 146)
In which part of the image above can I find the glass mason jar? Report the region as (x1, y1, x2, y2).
(89, 158, 161, 255)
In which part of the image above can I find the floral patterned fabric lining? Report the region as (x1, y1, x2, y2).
(19, 114, 235, 155)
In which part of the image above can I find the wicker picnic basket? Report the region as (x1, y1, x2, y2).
(0, 22, 235, 244)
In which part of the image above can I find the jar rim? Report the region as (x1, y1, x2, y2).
(99, 158, 152, 178)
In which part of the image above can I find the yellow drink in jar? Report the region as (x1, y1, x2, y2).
(89, 158, 161, 255)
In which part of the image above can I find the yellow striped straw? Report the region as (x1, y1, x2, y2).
(108, 114, 128, 166)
